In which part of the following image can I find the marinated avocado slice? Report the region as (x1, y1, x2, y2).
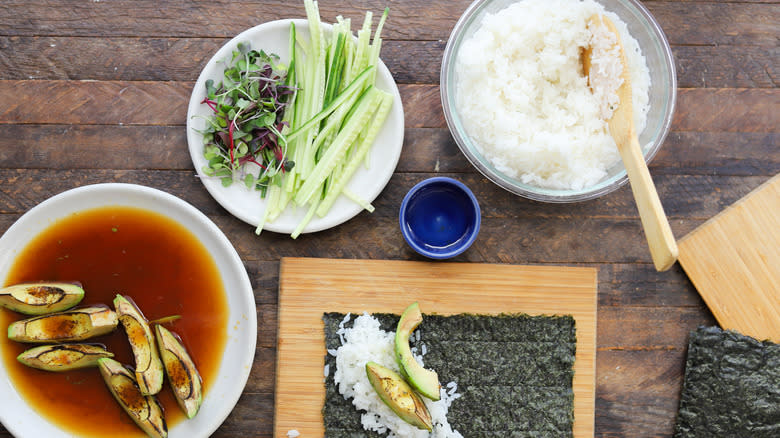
(155, 324, 203, 418)
(366, 361, 433, 431)
(0, 282, 85, 315)
(17, 343, 113, 371)
(114, 294, 164, 396)
(7, 305, 118, 343)
(97, 358, 168, 438)
(394, 302, 441, 400)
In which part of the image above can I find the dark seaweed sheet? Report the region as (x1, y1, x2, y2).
(323, 312, 576, 438)
(674, 326, 780, 437)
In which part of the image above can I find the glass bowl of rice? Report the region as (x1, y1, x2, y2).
(440, 0, 676, 202)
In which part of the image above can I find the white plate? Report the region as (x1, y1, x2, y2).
(187, 19, 405, 234)
(0, 183, 256, 438)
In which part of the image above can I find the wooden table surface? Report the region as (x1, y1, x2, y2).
(0, 0, 777, 436)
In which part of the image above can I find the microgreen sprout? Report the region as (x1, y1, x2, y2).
(196, 1, 392, 238)
(198, 43, 295, 191)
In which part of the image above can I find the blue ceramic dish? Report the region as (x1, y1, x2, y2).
(399, 177, 481, 259)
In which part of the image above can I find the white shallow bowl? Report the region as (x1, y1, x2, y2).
(187, 18, 405, 234)
(0, 183, 256, 438)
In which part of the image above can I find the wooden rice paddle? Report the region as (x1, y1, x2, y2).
(583, 15, 678, 271)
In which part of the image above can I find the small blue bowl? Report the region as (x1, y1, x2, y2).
(399, 177, 481, 259)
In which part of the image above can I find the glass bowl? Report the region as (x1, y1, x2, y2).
(440, 0, 676, 202)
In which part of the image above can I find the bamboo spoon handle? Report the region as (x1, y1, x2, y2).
(620, 133, 678, 271)
(587, 14, 678, 271)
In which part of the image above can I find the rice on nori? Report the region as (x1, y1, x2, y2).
(323, 312, 577, 437)
(674, 326, 780, 437)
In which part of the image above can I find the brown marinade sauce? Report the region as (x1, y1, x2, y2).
(0, 206, 228, 437)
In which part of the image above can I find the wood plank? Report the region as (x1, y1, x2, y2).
(0, 80, 191, 125)
(0, 36, 226, 82)
(652, 132, 779, 176)
(596, 264, 703, 308)
(0, 37, 448, 85)
(673, 88, 780, 133)
(0, 0, 463, 39)
(0, 172, 771, 267)
(678, 174, 780, 342)
(241, 259, 711, 309)
(207, 214, 703, 265)
(1, 168, 770, 221)
(1, 125, 777, 178)
(597, 306, 715, 349)
(1, 81, 778, 134)
(0, 125, 192, 170)
(0, 1, 777, 47)
(647, 2, 780, 46)
(0, 209, 705, 266)
(2, 37, 778, 89)
(276, 257, 598, 437)
(672, 45, 779, 88)
(398, 130, 780, 176)
(209, 392, 274, 438)
(595, 349, 687, 437)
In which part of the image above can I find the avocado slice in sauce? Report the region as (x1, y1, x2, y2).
(7, 305, 118, 343)
(394, 302, 441, 401)
(97, 358, 168, 438)
(366, 361, 433, 431)
(114, 294, 164, 396)
(17, 343, 114, 371)
(155, 324, 203, 418)
(0, 282, 85, 315)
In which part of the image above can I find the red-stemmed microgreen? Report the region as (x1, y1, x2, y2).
(198, 42, 295, 191)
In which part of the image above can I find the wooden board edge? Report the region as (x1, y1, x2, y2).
(677, 173, 780, 343)
(678, 173, 779, 246)
(575, 267, 597, 436)
(275, 257, 598, 437)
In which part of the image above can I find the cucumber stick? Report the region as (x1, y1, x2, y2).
(316, 89, 393, 217)
(254, 1, 392, 237)
(284, 66, 375, 143)
(293, 87, 383, 206)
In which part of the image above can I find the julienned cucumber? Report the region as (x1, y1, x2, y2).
(256, 0, 392, 237)
(294, 87, 384, 207)
(316, 89, 393, 217)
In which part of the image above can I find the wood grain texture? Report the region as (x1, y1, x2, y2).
(276, 257, 597, 437)
(678, 174, 780, 342)
(0, 0, 776, 436)
(1, 81, 778, 134)
(0, 1, 778, 46)
(0, 126, 777, 178)
(1, 38, 778, 89)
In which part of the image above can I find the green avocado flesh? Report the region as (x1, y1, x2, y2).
(366, 361, 433, 431)
(394, 302, 441, 401)
(7, 305, 117, 343)
(324, 312, 577, 437)
(114, 294, 164, 396)
(97, 358, 168, 438)
(17, 343, 113, 371)
(0, 282, 84, 315)
(674, 326, 780, 437)
(155, 324, 203, 418)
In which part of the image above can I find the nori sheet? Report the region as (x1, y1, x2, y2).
(323, 312, 576, 437)
(674, 326, 780, 437)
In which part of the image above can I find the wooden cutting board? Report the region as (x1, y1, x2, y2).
(678, 174, 780, 343)
(275, 257, 597, 437)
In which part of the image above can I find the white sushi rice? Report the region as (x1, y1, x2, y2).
(331, 313, 463, 437)
(454, 0, 651, 190)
